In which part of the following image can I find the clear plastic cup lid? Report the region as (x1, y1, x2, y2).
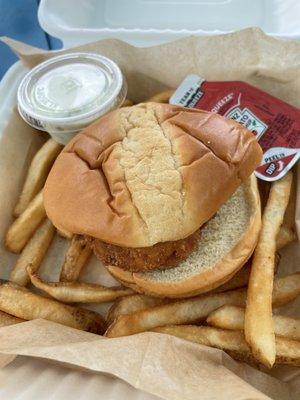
(17, 52, 127, 139)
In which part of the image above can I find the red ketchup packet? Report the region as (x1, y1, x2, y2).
(170, 75, 300, 181)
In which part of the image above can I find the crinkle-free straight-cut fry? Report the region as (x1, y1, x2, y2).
(280, 170, 296, 230)
(14, 139, 63, 217)
(245, 172, 293, 368)
(207, 305, 300, 341)
(106, 289, 247, 337)
(272, 272, 300, 306)
(212, 263, 251, 293)
(105, 272, 300, 337)
(107, 294, 167, 324)
(213, 252, 280, 294)
(0, 280, 105, 334)
(259, 175, 295, 251)
(276, 226, 296, 250)
(0, 310, 25, 327)
(5, 191, 46, 253)
(27, 266, 133, 303)
(60, 235, 92, 282)
(153, 326, 300, 367)
(275, 172, 296, 249)
(10, 219, 55, 286)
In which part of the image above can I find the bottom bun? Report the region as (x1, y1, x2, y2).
(107, 261, 248, 298)
(107, 174, 261, 298)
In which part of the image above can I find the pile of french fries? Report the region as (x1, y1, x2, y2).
(1, 94, 299, 369)
(2, 137, 135, 335)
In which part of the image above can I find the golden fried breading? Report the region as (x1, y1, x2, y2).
(88, 229, 200, 272)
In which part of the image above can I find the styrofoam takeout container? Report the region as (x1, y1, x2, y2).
(38, 0, 300, 47)
(1, 0, 299, 398)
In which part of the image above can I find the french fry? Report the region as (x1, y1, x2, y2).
(60, 235, 92, 282)
(0, 280, 105, 334)
(107, 295, 167, 324)
(214, 252, 281, 293)
(258, 180, 271, 211)
(27, 266, 133, 303)
(207, 305, 300, 341)
(121, 99, 133, 107)
(10, 219, 55, 286)
(14, 139, 63, 217)
(153, 326, 300, 367)
(281, 171, 296, 229)
(276, 226, 296, 250)
(57, 228, 73, 240)
(105, 272, 300, 338)
(207, 305, 247, 330)
(5, 191, 46, 253)
(259, 176, 296, 250)
(245, 172, 293, 368)
(146, 89, 173, 103)
(0, 310, 25, 327)
(272, 272, 300, 306)
(106, 289, 246, 337)
(213, 264, 251, 293)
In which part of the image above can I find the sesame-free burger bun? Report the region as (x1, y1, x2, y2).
(44, 103, 262, 248)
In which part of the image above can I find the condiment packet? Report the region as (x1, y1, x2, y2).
(170, 74, 300, 181)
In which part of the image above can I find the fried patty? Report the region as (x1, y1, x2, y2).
(88, 229, 201, 272)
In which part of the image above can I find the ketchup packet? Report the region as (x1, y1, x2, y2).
(170, 75, 300, 181)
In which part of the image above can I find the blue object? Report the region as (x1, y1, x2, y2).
(0, 0, 62, 79)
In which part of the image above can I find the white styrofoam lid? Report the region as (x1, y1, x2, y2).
(39, 0, 300, 47)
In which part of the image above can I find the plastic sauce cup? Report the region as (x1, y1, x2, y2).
(17, 53, 127, 144)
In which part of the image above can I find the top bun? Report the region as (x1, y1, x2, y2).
(44, 102, 262, 247)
